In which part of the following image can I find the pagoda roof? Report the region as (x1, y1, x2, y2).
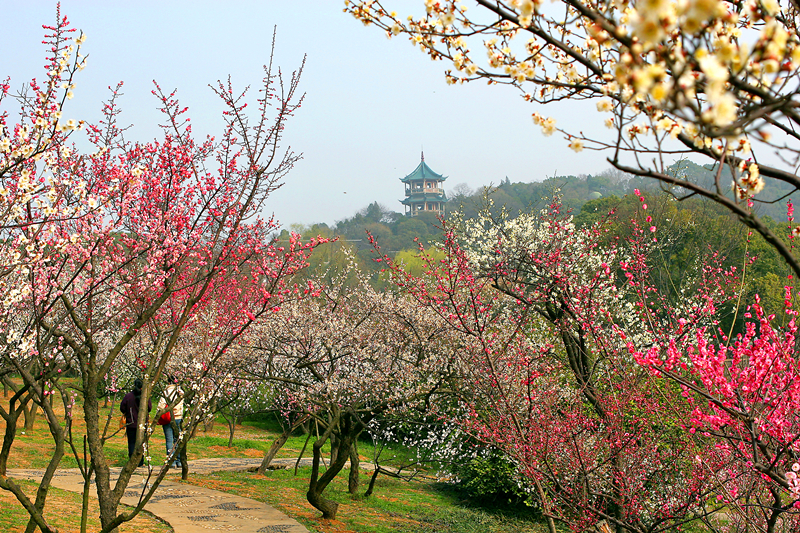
(401, 192, 448, 205)
(400, 156, 447, 183)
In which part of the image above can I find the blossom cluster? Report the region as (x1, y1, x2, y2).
(377, 197, 727, 530)
(346, 0, 800, 210)
(0, 12, 315, 533)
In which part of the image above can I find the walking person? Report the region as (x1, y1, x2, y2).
(158, 374, 184, 467)
(120, 378, 152, 466)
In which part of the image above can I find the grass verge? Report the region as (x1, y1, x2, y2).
(182, 467, 549, 533)
(0, 479, 172, 533)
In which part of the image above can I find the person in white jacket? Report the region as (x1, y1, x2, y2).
(158, 375, 184, 467)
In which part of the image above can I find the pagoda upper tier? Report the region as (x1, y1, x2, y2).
(400, 153, 447, 217)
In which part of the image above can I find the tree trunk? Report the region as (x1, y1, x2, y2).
(180, 440, 189, 481)
(23, 403, 37, 431)
(22, 389, 66, 533)
(307, 432, 354, 520)
(258, 431, 290, 474)
(329, 432, 339, 465)
(0, 391, 27, 475)
(0, 375, 62, 533)
(348, 441, 359, 496)
(226, 415, 236, 447)
(306, 411, 370, 520)
(295, 430, 312, 475)
(364, 467, 380, 498)
(203, 399, 216, 432)
(84, 384, 121, 533)
(532, 478, 558, 533)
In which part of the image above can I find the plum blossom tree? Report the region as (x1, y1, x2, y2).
(0, 12, 319, 533)
(0, 8, 90, 413)
(248, 264, 457, 519)
(134, 227, 324, 481)
(379, 201, 734, 533)
(632, 290, 800, 531)
(345, 3, 800, 528)
(0, 11, 105, 533)
(579, 192, 800, 530)
(347, 0, 800, 278)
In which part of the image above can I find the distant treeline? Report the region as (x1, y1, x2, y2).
(278, 160, 798, 312)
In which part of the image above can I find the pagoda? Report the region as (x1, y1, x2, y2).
(400, 153, 447, 217)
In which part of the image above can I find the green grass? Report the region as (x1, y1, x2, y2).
(0, 479, 172, 533)
(240, 416, 426, 468)
(2, 390, 720, 533)
(183, 467, 549, 533)
(191, 434, 272, 452)
(2, 388, 545, 533)
(10, 415, 150, 469)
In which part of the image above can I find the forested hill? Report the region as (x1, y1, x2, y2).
(448, 159, 798, 221)
(278, 159, 799, 292)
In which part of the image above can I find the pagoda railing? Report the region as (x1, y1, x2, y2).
(406, 186, 444, 195)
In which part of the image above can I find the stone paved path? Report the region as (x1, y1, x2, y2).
(10, 458, 311, 533)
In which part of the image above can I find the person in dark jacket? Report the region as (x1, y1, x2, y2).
(120, 378, 152, 466)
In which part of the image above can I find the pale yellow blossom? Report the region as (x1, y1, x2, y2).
(596, 99, 613, 112)
(541, 117, 557, 136)
(568, 139, 584, 152)
(705, 92, 737, 126)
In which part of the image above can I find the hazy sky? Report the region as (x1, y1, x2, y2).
(4, 1, 612, 228)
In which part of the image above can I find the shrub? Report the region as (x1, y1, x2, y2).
(455, 450, 533, 506)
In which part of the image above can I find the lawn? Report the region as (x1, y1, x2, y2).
(0, 384, 552, 533)
(1, 389, 307, 469)
(182, 468, 548, 533)
(0, 479, 171, 533)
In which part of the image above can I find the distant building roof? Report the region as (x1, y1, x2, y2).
(401, 192, 448, 205)
(400, 153, 448, 183)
